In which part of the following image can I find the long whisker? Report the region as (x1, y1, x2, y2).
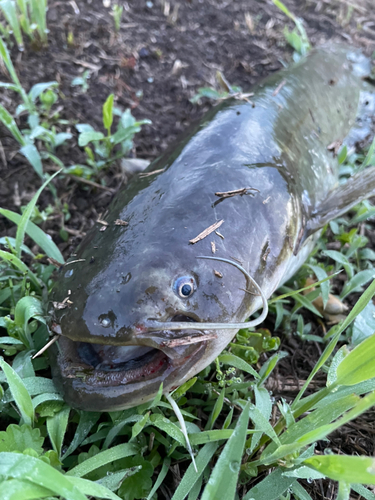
(148, 256, 268, 331)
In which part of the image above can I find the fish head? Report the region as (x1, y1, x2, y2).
(50, 223, 253, 411)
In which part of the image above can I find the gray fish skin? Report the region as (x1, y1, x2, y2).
(50, 45, 375, 411)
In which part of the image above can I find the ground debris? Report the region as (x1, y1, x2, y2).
(189, 220, 224, 244)
(215, 187, 259, 199)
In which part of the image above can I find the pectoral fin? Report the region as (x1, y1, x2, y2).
(295, 166, 375, 254)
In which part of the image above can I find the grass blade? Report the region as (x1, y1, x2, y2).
(0, 208, 64, 263)
(146, 458, 171, 500)
(201, 401, 251, 500)
(66, 443, 139, 477)
(0, 104, 26, 145)
(14, 170, 60, 258)
(0, 357, 34, 426)
(0, 249, 41, 291)
(0, 0, 23, 48)
(171, 442, 219, 500)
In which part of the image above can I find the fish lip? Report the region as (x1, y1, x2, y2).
(52, 326, 207, 388)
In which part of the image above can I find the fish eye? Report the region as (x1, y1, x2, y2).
(174, 276, 196, 298)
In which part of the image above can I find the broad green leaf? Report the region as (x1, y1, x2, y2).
(0, 452, 87, 500)
(0, 208, 64, 263)
(28, 81, 58, 103)
(3, 377, 58, 403)
(0, 424, 43, 454)
(67, 443, 139, 477)
(20, 144, 43, 179)
(14, 296, 45, 347)
(32, 392, 64, 410)
(117, 455, 153, 500)
(201, 402, 250, 500)
(304, 455, 375, 484)
(103, 94, 114, 132)
(336, 332, 375, 386)
(218, 353, 259, 378)
(76, 123, 95, 133)
(0, 337, 23, 345)
(78, 131, 105, 147)
(47, 406, 70, 458)
(0, 357, 34, 425)
(171, 442, 218, 500)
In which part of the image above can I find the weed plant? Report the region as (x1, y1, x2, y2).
(0, 0, 48, 49)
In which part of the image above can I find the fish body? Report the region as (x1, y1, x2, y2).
(50, 45, 375, 411)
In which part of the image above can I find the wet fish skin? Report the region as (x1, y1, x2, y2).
(50, 45, 375, 411)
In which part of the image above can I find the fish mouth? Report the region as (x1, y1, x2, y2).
(50, 314, 208, 410)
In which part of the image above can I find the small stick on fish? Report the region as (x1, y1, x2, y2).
(211, 241, 216, 254)
(272, 79, 286, 96)
(64, 259, 86, 266)
(189, 220, 224, 244)
(215, 230, 224, 239)
(139, 168, 166, 178)
(165, 392, 198, 473)
(215, 187, 259, 199)
(160, 332, 217, 347)
(32, 335, 59, 359)
(115, 219, 128, 226)
(97, 219, 109, 226)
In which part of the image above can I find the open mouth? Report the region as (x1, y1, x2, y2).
(55, 314, 205, 388)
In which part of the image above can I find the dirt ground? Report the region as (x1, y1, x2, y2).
(1, 0, 375, 498)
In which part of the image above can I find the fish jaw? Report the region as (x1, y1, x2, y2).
(49, 325, 210, 411)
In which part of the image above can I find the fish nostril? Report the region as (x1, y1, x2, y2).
(170, 314, 198, 323)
